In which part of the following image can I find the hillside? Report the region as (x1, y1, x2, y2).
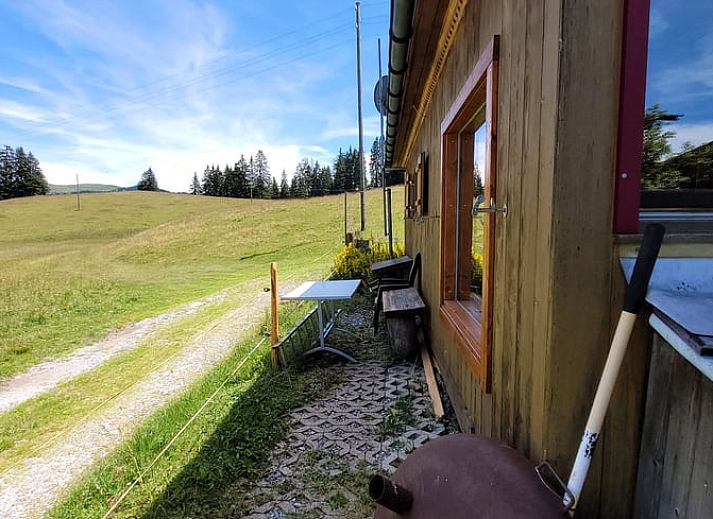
(0, 189, 404, 378)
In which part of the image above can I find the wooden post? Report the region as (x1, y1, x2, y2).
(270, 262, 279, 369)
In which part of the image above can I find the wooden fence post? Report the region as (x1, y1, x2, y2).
(270, 262, 279, 369)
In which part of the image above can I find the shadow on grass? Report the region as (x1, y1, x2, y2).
(138, 358, 343, 519)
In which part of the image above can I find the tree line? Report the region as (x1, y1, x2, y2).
(642, 104, 713, 190)
(191, 138, 394, 199)
(0, 145, 49, 200)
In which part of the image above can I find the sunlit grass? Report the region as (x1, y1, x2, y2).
(0, 188, 404, 378)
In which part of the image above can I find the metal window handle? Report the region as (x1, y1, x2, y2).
(473, 197, 508, 217)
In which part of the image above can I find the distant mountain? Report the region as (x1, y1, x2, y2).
(49, 183, 124, 194)
(49, 183, 171, 194)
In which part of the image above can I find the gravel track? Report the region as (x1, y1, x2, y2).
(0, 289, 270, 519)
(0, 293, 225, 414)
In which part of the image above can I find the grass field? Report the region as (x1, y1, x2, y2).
(0, 188, 404, 379)
(47, 302, 347, 519)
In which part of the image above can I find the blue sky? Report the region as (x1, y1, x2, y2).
(0, 0, 389, 191)
(647, 0, 713, 151)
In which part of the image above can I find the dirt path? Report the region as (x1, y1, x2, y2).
(0, 289, 271, 519)
(0, 293, 225, 414)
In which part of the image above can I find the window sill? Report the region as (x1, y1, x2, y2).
(440, 300, 484, 379)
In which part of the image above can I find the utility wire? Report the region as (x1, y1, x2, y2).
(8, 19, 387, 140)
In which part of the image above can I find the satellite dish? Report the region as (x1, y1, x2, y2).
(374, 75, 388, 116)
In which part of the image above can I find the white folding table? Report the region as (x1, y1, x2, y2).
(281, 279, 362, 362)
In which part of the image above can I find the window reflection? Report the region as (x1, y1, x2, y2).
(642, 0, 713, 205)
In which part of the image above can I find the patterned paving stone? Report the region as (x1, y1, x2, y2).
(241, 305, 452, 518)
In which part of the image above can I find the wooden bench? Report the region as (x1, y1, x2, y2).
(371, 255, 412, 282)
(382, 287, 426, 359)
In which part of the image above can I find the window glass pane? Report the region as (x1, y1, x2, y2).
(471, 123, 487, 297)
(643, 0, 713, 206)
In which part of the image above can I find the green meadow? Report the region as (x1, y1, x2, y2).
(0, 188, 404, 378)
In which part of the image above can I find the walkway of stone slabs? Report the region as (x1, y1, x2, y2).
(242, 303, 454, 518)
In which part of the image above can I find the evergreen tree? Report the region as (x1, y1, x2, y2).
(334, 149, 346, 192)
(190, 172, 201, 195)
(201, 165, 223, 196)
(271, 176, 280, 198)
(222, 164, 242, 197)
(234, 156, 250, 197)
(641, 104, 683, 189)
(254, 150, 271, 198)
(369, 137, 384, 187)
(137, 167, 159, 191)
(0, 145, 15, 200)
(279, 170, 289, 198)
(321, 166, 334, 194)
(1, 146, 49, 199)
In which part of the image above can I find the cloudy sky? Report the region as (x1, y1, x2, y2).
(647, 0, 713, 151)
(0, 0, 388, 191)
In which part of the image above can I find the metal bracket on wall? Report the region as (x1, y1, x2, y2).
(473, 197, 508, 217)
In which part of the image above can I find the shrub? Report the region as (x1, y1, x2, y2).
(333, 241, 405, 280)
(471, 248, 484, 293)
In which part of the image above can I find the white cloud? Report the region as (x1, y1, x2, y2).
(668, 122, 713, 152)
(320, 115, 382, 140)
(0, 100, 48, 123)
(0, 1, 375, 192)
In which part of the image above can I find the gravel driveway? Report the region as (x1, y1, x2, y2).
(0, 288, 271, 519)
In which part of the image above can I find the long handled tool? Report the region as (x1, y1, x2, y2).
(563, 222, 665, 513)
(369, 223, 664, 518)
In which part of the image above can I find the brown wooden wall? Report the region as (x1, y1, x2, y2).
(397, 0, 650, 516)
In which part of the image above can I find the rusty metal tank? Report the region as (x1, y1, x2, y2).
(370, 434, 563, 519)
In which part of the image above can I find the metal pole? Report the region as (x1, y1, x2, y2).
(75, 173, 81, 211)
(387, 188, 393, 257)
(344, 189, 348, 244)
(270, 262, 279, 369)
(379, 38, 387, 236)
(355, 1, 366, 232)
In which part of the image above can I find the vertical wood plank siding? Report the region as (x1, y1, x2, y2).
(399, 0, 646, 516)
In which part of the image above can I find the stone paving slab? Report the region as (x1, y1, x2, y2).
(241, 306, 451, 518)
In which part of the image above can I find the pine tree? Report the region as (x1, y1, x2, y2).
(279, 170, 289, 198)
(334, 149, 346, 192)
(253, 150, 271, 198)
(0, 145, 17, 200)
(234, 156, 250, 197)
(321, 166, 333, 194)
(271, 176, 280, 198)
(190, 172, 201, 195)
(369, 137, 384, 187)
(0, 146, 49, 199)
(222, 164, 241, 197)
(201, 165, 223, 196)
(137, 167, 159, 191)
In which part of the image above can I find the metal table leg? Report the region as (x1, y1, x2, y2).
(302, 299, 357, 363)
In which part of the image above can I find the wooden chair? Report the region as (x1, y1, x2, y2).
(372, 253, 421, 334)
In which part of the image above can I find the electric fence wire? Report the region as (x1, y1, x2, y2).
(100, 335, 268, 519)
(100, 251, 338, 518)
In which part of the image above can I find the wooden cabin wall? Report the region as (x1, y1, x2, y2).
(403, 0, 559, 458)
(400, 0, 648, 516)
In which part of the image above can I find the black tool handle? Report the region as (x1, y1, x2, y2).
(624, 223, 665, 314)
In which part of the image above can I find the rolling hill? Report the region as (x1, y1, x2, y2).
(0, 189, 404, 378)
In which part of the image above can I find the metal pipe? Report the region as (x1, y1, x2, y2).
(379, 37, 388, 236)
(355, 1, 366, 231)
(385, 0, 415, 166)
(387, 188, 393, 257)
(369, 475, 412, 514)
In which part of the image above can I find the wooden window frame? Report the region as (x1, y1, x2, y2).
(439, 36, 498, 392)
(614, 0, 713, 233)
